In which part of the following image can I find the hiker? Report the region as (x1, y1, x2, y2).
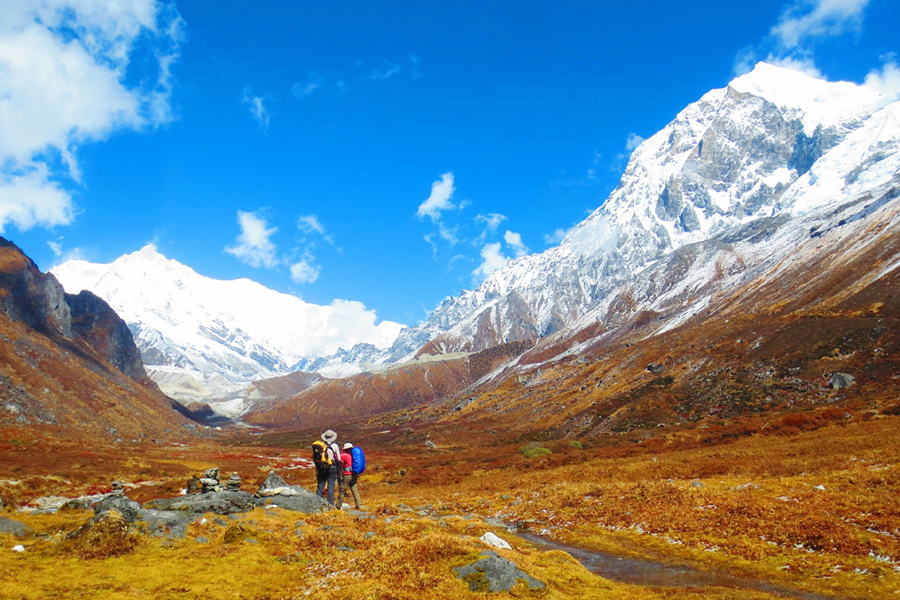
(313, 429, 342, 506)
(337, 442, 363, 510)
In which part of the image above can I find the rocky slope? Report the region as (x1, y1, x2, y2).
(0, 238, 195, 439)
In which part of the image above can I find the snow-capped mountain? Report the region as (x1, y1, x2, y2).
(51, 247, 404, 397)
(356, 62, 897, 360)
(50, 62, 900, 413)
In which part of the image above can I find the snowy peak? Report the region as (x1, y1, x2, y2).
(51, 247, 404, 396)
(729, 63, 887, 134)
(409, 64, 900, 359)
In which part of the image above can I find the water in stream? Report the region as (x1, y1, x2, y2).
(514, 529, 856, 600)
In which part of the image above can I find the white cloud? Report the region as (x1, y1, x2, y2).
(290, 258, 320, 284)
(46, 238, 86, 266)
(771, 0, 869, 50)
(242, 87, 272, 129)
(476, 213, 508, 233)
(224, 210, 279, 268)
(766, 54, 824, 78)
(409, 54, 422, 78)
(291, 72, 323, 98)
(864, 55, 900, 94)
(438, 222, 459, 245)
(625, 133, 645, 152)
(317, 299, 402, 354)
(416, 172, 456, 221)
(472, 242, 510, 281)
(0, 164, 75, 233)
(0, 0, 182, 233)
(504, 230, 529, 258)
(298, 214, 336, 246)
(544, 228, 568, 245)
(368, 60, 401, 81)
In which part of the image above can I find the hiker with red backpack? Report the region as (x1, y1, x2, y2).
(337, 442, 365, 510)
(312, 429, 342, 506)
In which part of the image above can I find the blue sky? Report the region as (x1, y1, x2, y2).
(1, 0, 898, 327)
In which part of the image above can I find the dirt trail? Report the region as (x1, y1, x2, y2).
(514, 530, 858, 600)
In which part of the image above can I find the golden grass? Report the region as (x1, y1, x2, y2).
(1, 413, 899, 598)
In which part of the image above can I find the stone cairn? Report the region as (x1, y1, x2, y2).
(225, 472, 241, 492)
(110, 481, 125, 497)
(199, 467, 221, 493)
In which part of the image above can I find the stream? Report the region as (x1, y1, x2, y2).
(513, 529, 858, 600)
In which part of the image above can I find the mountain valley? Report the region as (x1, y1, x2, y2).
(2, 63, 899, 599)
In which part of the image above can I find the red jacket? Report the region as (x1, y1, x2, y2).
(340, 452, 353, 475)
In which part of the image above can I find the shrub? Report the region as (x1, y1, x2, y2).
(521, 446, 552, 459)
(568, 440, 585, 449)
(63, 510, 140, 559)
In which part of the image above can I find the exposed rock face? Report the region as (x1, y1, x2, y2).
(0, 238, 194, 438)
(0, 237, 153, 387)
(0, 238, 72, 338)
(66, 290, 152, 385)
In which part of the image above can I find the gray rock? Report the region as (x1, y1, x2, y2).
(143, 491, 256, 515)
(690, 481, 704, 488)
(94, 494, 141, 523)
(195, 536, 209, 544)
(483, 517, 511, 530)
(135, 509, 194, 539)
(60, 497, 100, 511)
(259, 471, 288, 491)
(829, 372, 855, 389)
(252, 491, 329, 513)
(0, 516, 32, 537)
(646, 363, 665, 374)
(454, 555, 545, 593)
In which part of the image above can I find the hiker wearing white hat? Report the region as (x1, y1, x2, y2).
(312, 430, 341, 506)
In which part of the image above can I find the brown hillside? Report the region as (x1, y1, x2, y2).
(244, 340, 532, 429)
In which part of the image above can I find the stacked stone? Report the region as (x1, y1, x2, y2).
(110, 481, 125, 497)
(225, 473, 241, 492)
(199, 467, 221, 494)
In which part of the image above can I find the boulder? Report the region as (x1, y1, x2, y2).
(60, 497, 100, 511)
(253, 488, 329, 513)
(454, 551, 545, 593)
(94, 494, 141, 523)
(143, 491, 256, 515)
(480, 532, 512, 550)
(0, 516, 32, 537)
(135, 509, 194, 539)
(829, 372, 855, 389)
(259, 471, 288, 491)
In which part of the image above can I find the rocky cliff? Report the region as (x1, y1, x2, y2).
(0, 238, 194, 439)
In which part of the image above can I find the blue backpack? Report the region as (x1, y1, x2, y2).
(350, 446, 366, 474)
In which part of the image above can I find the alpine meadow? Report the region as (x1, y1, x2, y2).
(1, 1, 900, 599)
